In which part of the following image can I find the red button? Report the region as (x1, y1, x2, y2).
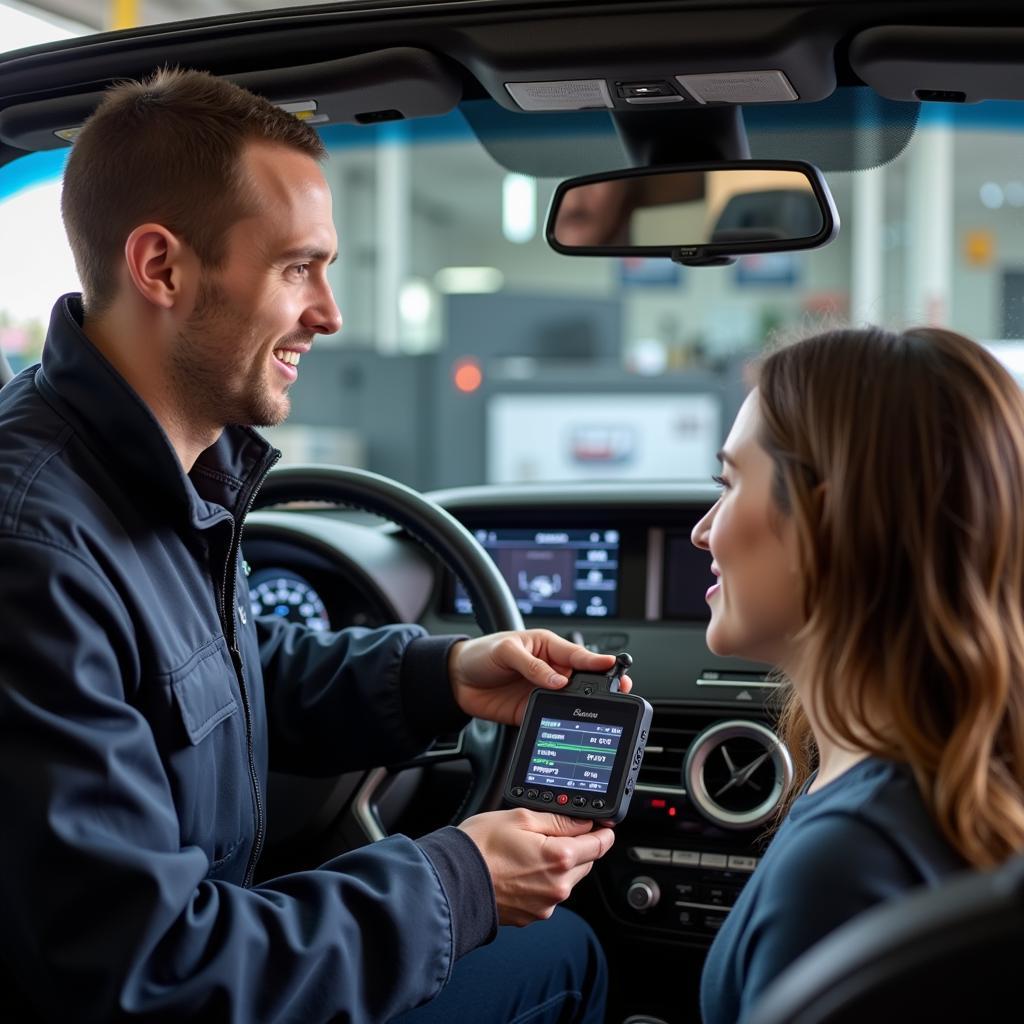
(556, 794, 569, 805)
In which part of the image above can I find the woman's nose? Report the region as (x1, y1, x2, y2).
(691, 505, 714, 550)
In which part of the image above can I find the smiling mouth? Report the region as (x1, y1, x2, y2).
(273, 349, 301, 367)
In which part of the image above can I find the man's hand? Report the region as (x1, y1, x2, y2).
(447, 629, 633, 725)
(459, 809, 616, 926)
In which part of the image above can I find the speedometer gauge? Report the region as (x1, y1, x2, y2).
(248, 568, 331, 631)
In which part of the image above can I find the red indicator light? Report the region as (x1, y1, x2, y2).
(651, 799, 666, 809)
(453, 359, 483, 393)
(556, 793, 569, 806)
(668, 807, 677, 817)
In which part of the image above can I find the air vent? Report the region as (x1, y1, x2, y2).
(636, 704, 776, 795)
(685, 720, 793, 830)
(636, 705, 704, 792)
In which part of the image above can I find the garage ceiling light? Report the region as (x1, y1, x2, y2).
(434, 267, 504, 294)
(502, 173, 536, 244)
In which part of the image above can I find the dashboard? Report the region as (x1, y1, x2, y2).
(242, 482, 785, 972)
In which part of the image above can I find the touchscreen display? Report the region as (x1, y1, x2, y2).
(662, 529, 713, 621)
(525, 716, 624, 793)
(454, 528, 619, 618)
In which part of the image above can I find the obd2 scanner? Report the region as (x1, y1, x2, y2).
(504, 654, 653, 823)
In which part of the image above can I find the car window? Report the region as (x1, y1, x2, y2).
(3, 94, 1024, 488)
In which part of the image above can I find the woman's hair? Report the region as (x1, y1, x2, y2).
(757, 326, 1024, 868)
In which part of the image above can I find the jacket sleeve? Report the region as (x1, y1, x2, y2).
(0, 536, 494, 1024)
(254, 614, 471, 776)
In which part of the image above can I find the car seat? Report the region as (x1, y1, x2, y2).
(747, 853, 1024, 1023)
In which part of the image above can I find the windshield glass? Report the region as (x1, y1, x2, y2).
(2, 93, 1023, 490)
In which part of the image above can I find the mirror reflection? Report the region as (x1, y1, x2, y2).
(551, 168, 825, 250)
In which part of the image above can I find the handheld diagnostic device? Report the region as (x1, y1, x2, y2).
(504, 654, 653, 823)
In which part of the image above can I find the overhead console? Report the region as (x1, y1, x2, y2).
(467, 8, 838, 113)
(850, 25, 1024, 103)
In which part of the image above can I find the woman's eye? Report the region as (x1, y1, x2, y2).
(711, 473, 730, 490)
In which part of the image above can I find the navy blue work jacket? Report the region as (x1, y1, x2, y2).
(0, 296, 497, 1022)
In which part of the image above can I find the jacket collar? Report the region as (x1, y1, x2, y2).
(37, 294, 279, 528)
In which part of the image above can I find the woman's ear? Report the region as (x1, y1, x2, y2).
(811, 481, 829, 514)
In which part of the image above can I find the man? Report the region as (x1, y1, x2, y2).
(0, 69, 626, 1023)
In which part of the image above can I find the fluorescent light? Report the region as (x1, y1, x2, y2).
(502, 173, 536, 244)
(434, 266, 505, 294)
(398, 279, 434, 326)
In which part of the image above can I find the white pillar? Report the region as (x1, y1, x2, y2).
(850, 165, 885, 327)
(375, 127, 410, 355)
(320, 155, 348, 347)
(904, 123, 954, 326)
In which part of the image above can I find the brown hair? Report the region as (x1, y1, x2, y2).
(61, 67, 326, 315)
(758, 326, 1024, 868)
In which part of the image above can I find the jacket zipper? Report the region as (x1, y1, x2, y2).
(217, 448, 281, 889)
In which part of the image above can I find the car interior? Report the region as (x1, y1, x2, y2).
(4, 1, 1024, 1021)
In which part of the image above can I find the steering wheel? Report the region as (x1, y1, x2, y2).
(252, 464, 525, 840)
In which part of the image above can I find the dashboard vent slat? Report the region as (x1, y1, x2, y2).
(637, 705, 764, 791)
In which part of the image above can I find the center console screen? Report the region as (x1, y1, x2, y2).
(454, 528, 619, 618)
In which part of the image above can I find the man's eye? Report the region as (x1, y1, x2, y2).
(291, 264, 310, 277)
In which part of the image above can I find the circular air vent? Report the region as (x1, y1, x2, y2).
(684, 719, 793, 830)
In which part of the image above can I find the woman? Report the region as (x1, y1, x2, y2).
(692, 326, 1024, 1024)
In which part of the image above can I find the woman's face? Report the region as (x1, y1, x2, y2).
(691, 391, 804, 666)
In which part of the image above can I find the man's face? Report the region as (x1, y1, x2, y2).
(170, 140, 341, 430)
(553, 179, 631, 247)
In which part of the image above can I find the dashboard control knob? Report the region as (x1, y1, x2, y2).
(626, 876, 660, 911)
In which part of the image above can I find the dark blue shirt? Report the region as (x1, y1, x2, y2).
(700, 757, 965, 1024)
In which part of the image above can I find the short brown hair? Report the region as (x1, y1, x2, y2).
(61, 67, 326, 315)
(758, 326, 1024, 867)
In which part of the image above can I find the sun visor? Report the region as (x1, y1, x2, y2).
(0, 47, 463, 152)
(850, 26, 1024, 103)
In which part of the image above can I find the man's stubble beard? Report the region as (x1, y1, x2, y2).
(170, 277, 290, 431)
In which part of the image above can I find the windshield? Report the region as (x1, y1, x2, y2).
(3, 90, 1023, 490)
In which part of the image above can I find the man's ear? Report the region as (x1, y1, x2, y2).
(122, 223, 192, 309)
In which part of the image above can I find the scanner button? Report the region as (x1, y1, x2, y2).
(541, 791, 554, 803)
(526, 788, 539, 800)
(592, 799, 606, 810)
(572, 796, 588, 807)
(511, 786, 525, 797)
(556, 793, 569, 806)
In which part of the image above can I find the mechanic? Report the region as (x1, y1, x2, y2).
(692, 325, 1024, 1023)
(0, 68, 626, 1024)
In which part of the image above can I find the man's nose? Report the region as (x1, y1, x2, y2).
(304, 282, 343, 336)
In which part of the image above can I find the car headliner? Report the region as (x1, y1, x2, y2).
(1, 0, 1022, 178)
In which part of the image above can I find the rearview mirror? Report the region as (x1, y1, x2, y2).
(546, 161, 838, 266)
